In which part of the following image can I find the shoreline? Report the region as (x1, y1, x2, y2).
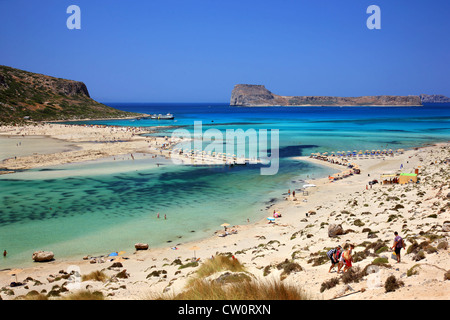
(0, 124, 448, 300)
(231, 104, 424, 108)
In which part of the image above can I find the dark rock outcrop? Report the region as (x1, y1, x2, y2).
(230, 84, 423, 107)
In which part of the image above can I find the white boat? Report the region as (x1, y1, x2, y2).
(150, 113, 174, 120)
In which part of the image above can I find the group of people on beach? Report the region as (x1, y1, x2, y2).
(327, 232, 405, 274)
(327, 244, 355, 274)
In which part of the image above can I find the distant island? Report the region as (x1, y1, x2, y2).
(230, 84, 450, 107)
(0, 65, 142, 123)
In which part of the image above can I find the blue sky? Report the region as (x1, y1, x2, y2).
(0, 0, 449, 102)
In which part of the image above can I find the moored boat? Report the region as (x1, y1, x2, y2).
(150, 113, 174, 120)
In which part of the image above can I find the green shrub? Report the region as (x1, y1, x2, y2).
(353, 219, 365, 227)
(320, 277, 340, 293)
(384, 275, 404, 293)
(372, 257, 389, 265)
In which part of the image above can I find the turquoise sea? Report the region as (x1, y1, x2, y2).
(1, 103, 450, 268)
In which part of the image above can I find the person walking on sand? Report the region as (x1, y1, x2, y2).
(391, 231, 405, 263)
(327, 245, 342, 273)
(339, 244, 354, 273)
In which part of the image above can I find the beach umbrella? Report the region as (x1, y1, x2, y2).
(118, 251, 126, 256)
(267, 217, 275, 223)
(190, 246, 200, 259)
(108, 252, 118, 257)
(221, 223, 230, 230)
(8, 269, 23, 283)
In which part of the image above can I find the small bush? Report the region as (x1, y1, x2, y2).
(179, 261, 199, 270)
(437, 241, 448, 250)
(320, 277, 340, 293)
(413, 250, 425, 261)
(384, 275, 404, 293)
(406, 241, 420, 255)
(445, 270, 450, 281)
(407, 265, 420, 277)
(352, 250, 369, 263)
(63, 290, 105, 300)
(195, 255, 245, 278)
(276, 259, 303, 280)
(307, 251, 329, 266)
(353, 219, 365, 227)
(372, 257, 389, 265)
(387, 214, 398, 222)
(341, 266, 364, 284)
(375, 246, 389, 254)
(81, 270, 108, 282)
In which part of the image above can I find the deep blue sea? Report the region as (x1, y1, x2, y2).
(1, 103, 449, 268)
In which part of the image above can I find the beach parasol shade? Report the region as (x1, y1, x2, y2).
(8, 268, 23, 282)
(189, 246, 200, 259)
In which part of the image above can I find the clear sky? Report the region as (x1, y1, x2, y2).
(1, 0, 449, 102)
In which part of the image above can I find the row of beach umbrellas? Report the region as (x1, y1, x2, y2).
(172, 149, 241, 158)
(312, 148, 404, 157)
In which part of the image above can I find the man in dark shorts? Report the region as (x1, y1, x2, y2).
(327, 245, 342, 273)
(391, 231, 405, 263)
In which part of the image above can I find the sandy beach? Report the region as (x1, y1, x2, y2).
(0, 124, 449, 300)
(0, 123, 178, 171)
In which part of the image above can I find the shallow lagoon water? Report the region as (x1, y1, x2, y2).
(1, 103, 449, 268)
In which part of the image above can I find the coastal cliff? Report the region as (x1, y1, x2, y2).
(0, 65, 140, 123)
(230, 84, 423, 107)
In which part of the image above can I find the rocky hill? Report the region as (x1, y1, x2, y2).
(420, 94, 450, 104)
(230, 84, 423, 107)
(0, 65, 141, 123)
